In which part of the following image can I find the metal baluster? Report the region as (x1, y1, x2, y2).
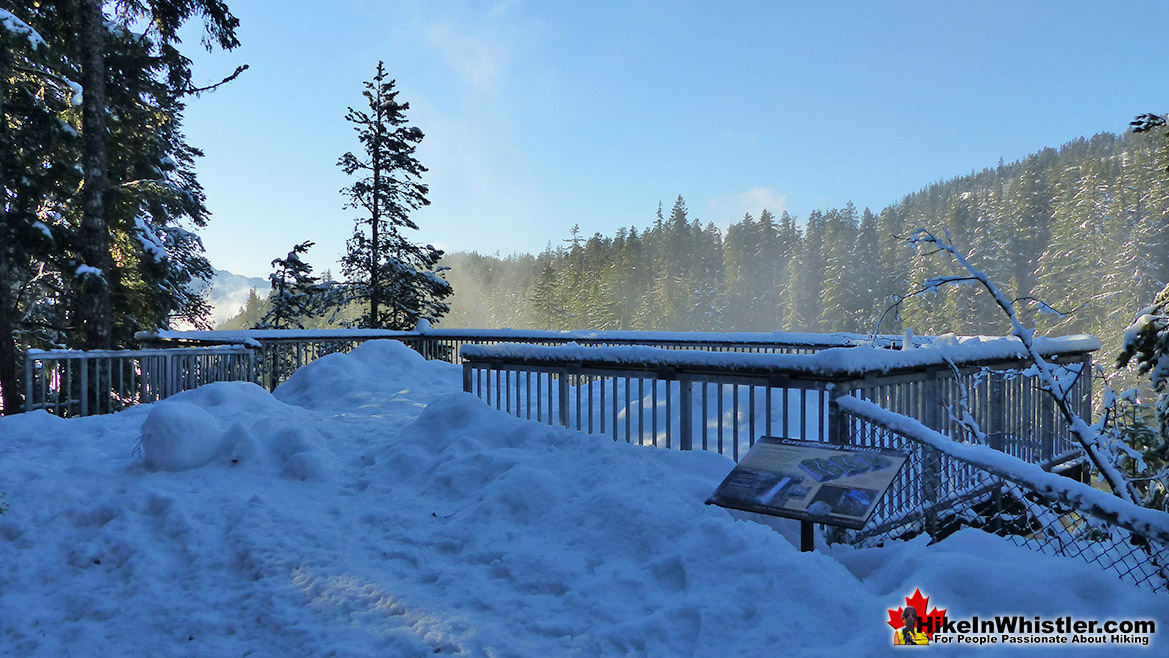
(732, 384, 739, 461)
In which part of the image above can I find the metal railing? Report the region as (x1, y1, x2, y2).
(837, 395, 1169, 594)
(459, 340, 1095, 465)
(18, 328, 929, 415)
(24, 346, 254, 417)
(135, 328, 915, 391)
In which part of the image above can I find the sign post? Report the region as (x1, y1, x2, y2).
(706, 436, 909, 551)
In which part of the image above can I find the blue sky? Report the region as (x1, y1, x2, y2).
(181, 1, 1169, 278)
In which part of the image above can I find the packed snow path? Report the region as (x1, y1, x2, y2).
(1, 341, 1166, 656)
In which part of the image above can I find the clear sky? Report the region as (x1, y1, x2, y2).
(180, 0, 1169, 279)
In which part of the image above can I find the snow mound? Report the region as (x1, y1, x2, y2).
(274, 339, 460, 411)
(139, 401, 224, 472)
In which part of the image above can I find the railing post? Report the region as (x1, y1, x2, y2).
(1079, 354, 1093, 424)
(679, 375, 693, 451)
(268, 346, 277, 392)
(558, 367, 570, 428)
(921, 368, 941, 536)
(24, 352, 33, 414)
(826, 382, 847, 446)
(166, 352, 176, 400)
(988, 370, 1005, 451)
(462, 362, 473, 394)
(79, 354, 89, 417)
(1040, 381, 1054, 462)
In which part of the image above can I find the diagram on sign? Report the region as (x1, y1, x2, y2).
(706, 436, 908, 530)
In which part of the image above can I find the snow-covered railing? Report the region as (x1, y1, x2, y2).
(837, 395, 1169, 594)
(134, 327, 930, 391)
(459, 336, 1098, 463)
(24, 346, 254, 417)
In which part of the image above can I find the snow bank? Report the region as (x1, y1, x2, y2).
(1, 339, 1165, 657)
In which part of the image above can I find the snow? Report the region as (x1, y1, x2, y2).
(31, 221, 51, 239)
(138, 326, 929, 348)
(74, 264, 104, 280)
(2, 339, 1166, 656)
(0, 9, 44, 50)
(462, 334, 1099, 377)
(138, 328, 418, 344)
(134, 216, 168, 263)
(138, 402, 231, 472)
(66, 79, 83, 108)
(836, 395, 1169, 541)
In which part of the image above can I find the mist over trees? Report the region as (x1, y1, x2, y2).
(440, 130, 1169, 359)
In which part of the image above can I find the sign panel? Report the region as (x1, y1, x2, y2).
(706, 436, 908, 530)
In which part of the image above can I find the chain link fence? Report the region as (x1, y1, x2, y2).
(837, 397, 1169, 594)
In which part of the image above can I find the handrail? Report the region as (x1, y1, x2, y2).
(460, 336, 1099, 381)
(135, 327, 922, 349)
(460, 339, 1096, 467)
(24, 345, 254, 417)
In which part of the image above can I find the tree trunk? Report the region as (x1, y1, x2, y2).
(77, 0, 112, 350)
(369, 84, 382, 329)
(0, 39, 23, 414)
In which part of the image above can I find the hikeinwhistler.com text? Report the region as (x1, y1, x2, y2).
(924, 615, 1156, 647)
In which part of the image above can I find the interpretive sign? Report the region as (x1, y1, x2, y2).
(706, 436, 908, 531)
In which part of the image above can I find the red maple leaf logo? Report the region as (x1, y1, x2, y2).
(887, 588, 948, 641)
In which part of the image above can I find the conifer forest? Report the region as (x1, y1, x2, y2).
(440, 130, 1169, 368)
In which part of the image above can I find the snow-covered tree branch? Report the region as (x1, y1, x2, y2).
(904, 228, 1142, 505)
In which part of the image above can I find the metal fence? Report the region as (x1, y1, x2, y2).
(135, 328, 909, 391)
(24, 346, 254, 417)
(15, 328, 921, 415)
(459, 342, 1095, 466)
(837, 395, 1169, 594)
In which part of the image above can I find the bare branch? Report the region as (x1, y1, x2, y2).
(182, 64, 249, 96)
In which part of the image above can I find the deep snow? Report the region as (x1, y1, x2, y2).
(1, 340, 1166, 657)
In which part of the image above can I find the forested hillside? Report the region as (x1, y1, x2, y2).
(439, 130, 1168, 359)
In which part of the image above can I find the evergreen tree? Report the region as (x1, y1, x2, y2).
(853, 208, 882, 330)
(1, 3, 240, 411)
(722, 212, 759, 329)
(787, 210, 825, 331)
(338, 61, 451, 330)
(874, 205, 907, 334)
(0, 7, 78, 412)
(773, 211, 800, 330)
(528, 259, 567, 330)
(218, 288, 268, 330)
(258, 241, 327, 329)
(70, 0, 240, 349)
(1115, 112, 1169, 508)
(820, 203, 861, 331)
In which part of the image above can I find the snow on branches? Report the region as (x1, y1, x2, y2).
(903, 228, 1143, 505)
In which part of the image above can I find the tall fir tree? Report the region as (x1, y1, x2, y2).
(787, 210, 825, 331)
(339, 61, 451, 330)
